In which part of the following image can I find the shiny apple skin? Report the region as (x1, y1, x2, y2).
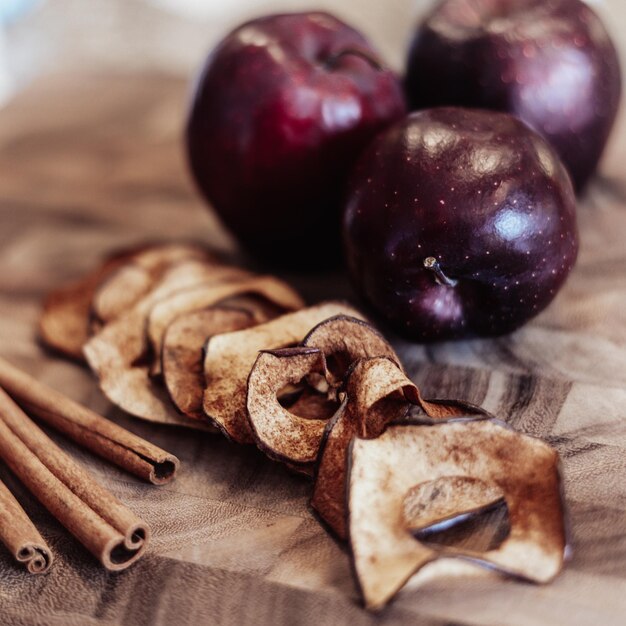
(186, 12, 406, 266)
(405, 0, 622, 191)
(342, 108, 579, 341)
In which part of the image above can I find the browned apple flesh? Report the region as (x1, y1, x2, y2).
(347, 419, 568, 610)
(162, 307, 255, 419)
(311, 357, 414, 538)
(38, 246, 147, 360)
(147, 275, 304, 377)
(84, 269, 305, 427)
(203, 302, 364, 444)
(301, 315, 400, 388)
(246, 347, 333, 467)
(90, 243, 220, 325)
(246, 316, 405, 471)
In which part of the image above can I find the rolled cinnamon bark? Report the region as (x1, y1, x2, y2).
(0, 478, 53, 574)
(0, 388, 149, 570)
(0, 357, 179, 485)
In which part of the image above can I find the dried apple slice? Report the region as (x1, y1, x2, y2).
(246, 316, 402, 469)
(147, 275, 304, 377)
(246, 348, 336, 468)
(347, 419, 568, 610)
(407, 392, 490, 421)
(246, 315, 488, 479)
(39, 243, 230, 360)
(302, 315, 401, 388)
(217, 294, 289, 324)
(162, 307, 255, 419)
(203, 302, 364, 444)
(91, 264, 155, 329)
(311, 357, 413, 537)
(312, 357, 493, 539)
(38, 247, 144, 361)
(83, 260, 260, 427)
(301, 314, 486, 418)
(90, 243, 221, 325)
(92, 261, 251, 332)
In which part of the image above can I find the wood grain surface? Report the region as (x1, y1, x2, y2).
(0, 63, 625, 626)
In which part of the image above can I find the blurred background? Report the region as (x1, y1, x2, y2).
(0, 0, 420, 107)
(0, 0, 622, 264)
(1, 0, 617, 105)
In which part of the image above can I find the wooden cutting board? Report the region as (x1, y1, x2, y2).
(0, 72, 625, 626)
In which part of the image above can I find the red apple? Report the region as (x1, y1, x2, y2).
(405, 0, 622, 191)
(342, 107, 579, 341)
(186, 12, 406, 265)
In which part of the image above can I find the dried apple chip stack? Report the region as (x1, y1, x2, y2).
(38, 243, 569, 608)
(40, 243, 305, 429)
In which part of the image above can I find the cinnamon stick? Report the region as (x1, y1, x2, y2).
(0, 477, 53, 574)
(0, 356, 179, 485)
(0, 388, 149, 570)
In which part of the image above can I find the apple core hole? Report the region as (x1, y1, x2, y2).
(278, 381, 339, 421)
(414, 498, 510, 553)
(325, 350, 353, 383)
(277, 382, 307, 407)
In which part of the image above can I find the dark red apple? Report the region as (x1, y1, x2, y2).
(186, 12, 406, 265)
(405, 0, 622, 191)
(342, 107, 579, 341)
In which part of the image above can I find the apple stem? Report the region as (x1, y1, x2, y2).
(423, 257, 458, 287)
(324, 49, 385, 72)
